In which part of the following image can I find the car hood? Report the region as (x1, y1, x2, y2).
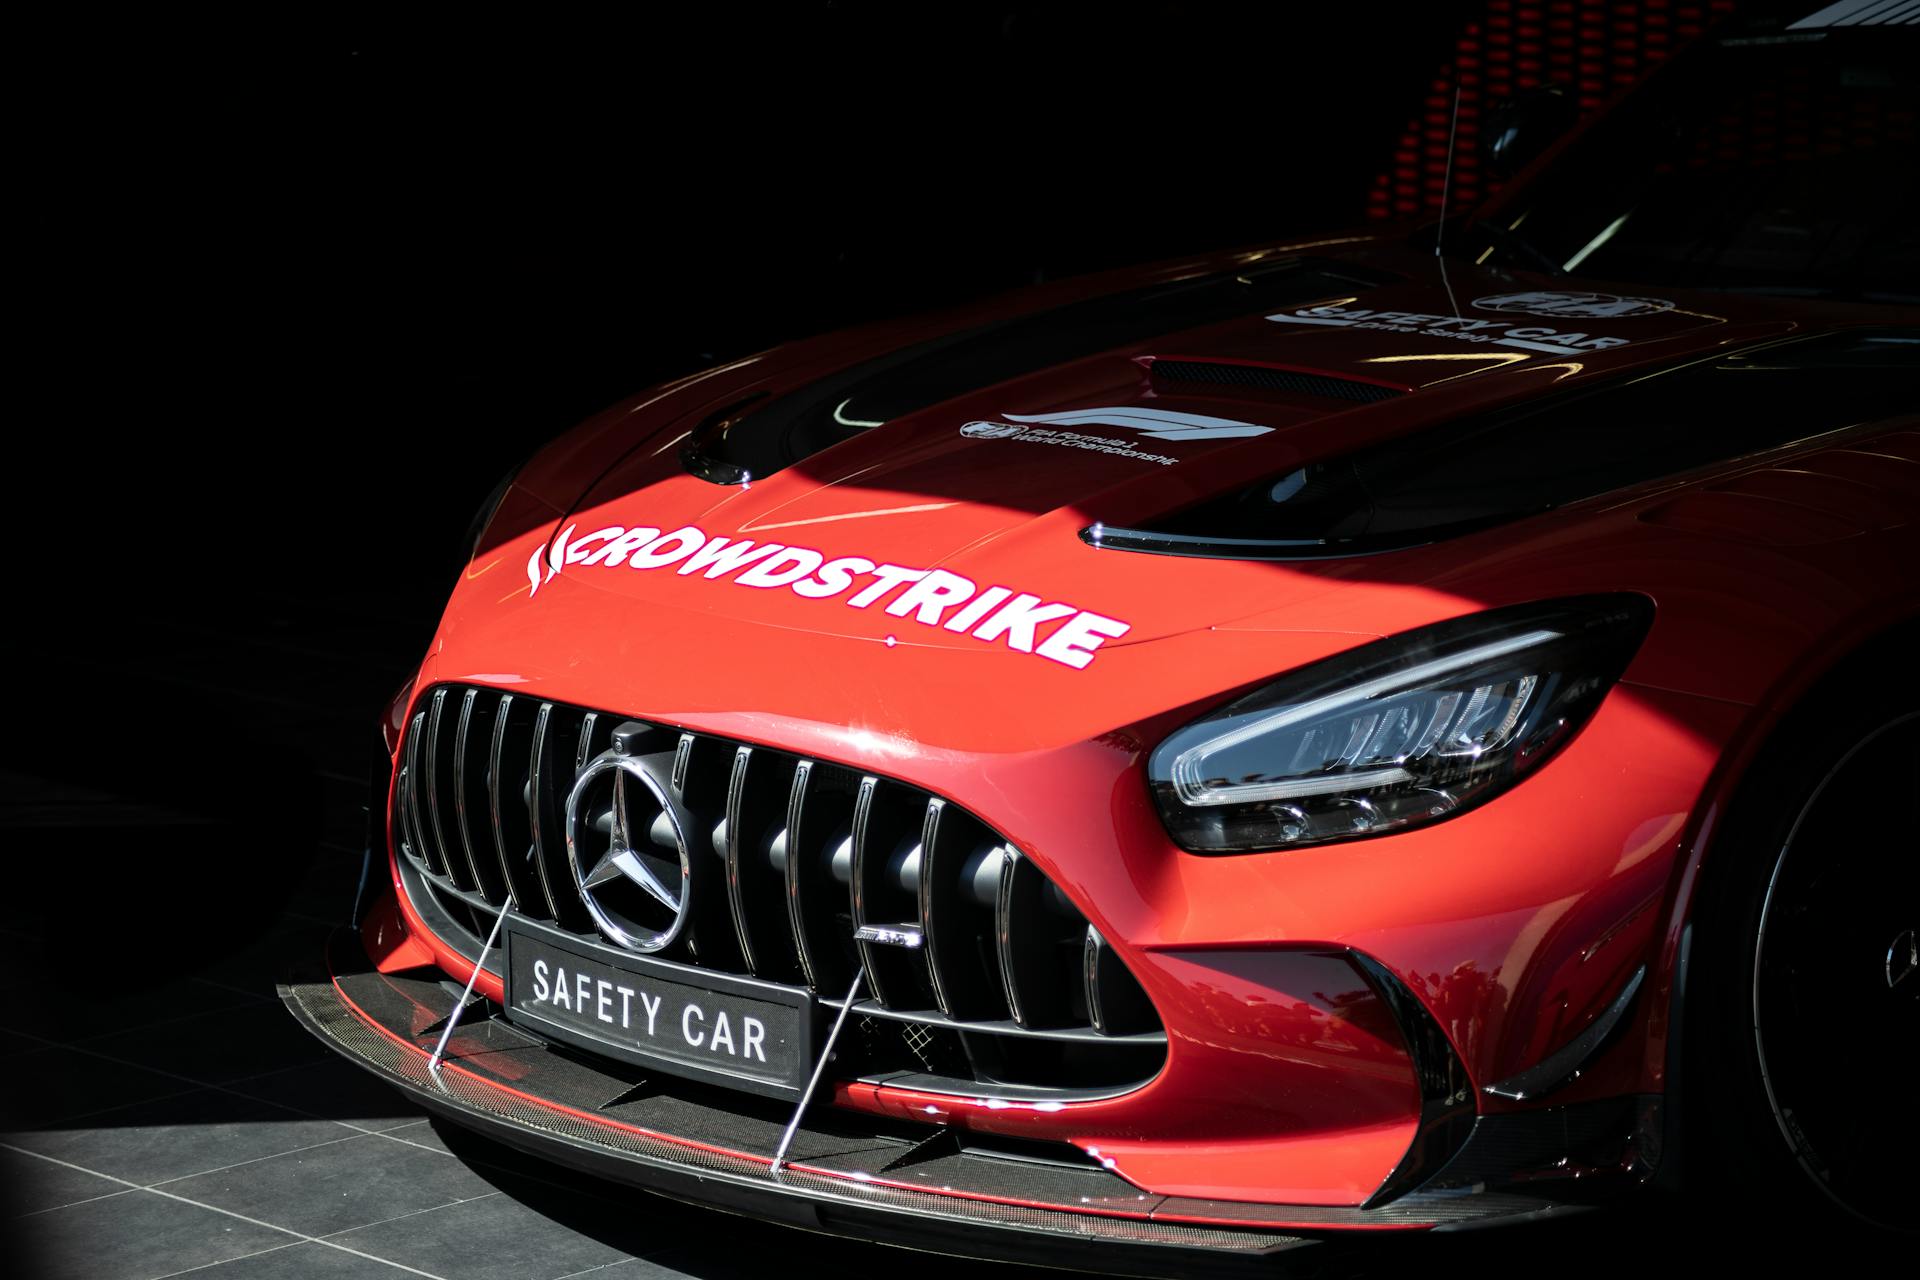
(483, 240, 1828, 652)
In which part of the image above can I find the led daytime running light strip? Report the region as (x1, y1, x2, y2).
(1169, 628, 1563, 806)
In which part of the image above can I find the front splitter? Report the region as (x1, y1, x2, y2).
(282, 931, 1320, 1276)
(283, 928, 1602, 1273)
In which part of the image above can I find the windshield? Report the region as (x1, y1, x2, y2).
(1466, 27, 1918, 302)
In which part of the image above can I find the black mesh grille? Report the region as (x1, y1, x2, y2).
(1149, 359, 1403, 402)
(391, 683, 1165, 1098)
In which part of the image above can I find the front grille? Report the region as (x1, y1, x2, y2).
(1148, 358, 1403, 402)
(392, 683, 1165, 1099)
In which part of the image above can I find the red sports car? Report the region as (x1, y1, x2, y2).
(286, 5, 1918, 1266)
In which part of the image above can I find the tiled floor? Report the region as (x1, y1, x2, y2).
(0, 841, 1060, 1280)
(0, 849, 583, 1276)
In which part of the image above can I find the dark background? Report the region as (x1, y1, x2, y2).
(10, 7, 1784, 1276)
(12, 2, 1473, 923)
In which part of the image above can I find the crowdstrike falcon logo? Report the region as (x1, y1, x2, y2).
(525, 521, 1131, 669)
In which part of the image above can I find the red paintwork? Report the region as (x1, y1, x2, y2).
(363, 226, 1919, 1212)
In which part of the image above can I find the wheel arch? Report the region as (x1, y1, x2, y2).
(1646, 602, 1920, 1191)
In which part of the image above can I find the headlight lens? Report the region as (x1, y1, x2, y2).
(1148, 595, 1652, 852)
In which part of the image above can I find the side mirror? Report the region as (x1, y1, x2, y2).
(1481, 86, 1578, 180)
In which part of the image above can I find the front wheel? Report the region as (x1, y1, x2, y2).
(1688, 673, 1918, 1233)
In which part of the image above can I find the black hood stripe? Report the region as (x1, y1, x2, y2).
(680, 256, 1400, 485)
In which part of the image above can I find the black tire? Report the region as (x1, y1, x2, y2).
(1684, 642, 1919, 1234)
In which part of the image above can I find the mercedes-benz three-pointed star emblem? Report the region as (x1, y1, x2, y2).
(564, 747, 693, 952)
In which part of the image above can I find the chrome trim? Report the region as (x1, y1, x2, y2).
(783, 759, 823, 988)
(822, 998, 1166, 1047)
(671, 732, 694, 796)
(854, 923, 924, 948)
(402, 710, 437, 875)
(995, 847, 1028, 1027)
(1084, 925, 1110, 1035)
(527, 701, 567, 922)
(574, 711, 599, 773)
(425, 689, 466, 888)
(723, 744, 760, 972)
(449, 688, 495, 896)
(415, 865, 498, 915)
(564, 749, 695, 953)
(849, 775, 897, 1005)
(852, 1070, 1155, 1105)
(917, 797, 957, 1017)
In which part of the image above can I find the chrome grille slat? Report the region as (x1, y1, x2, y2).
(917, 798, 954, 1016)
(489, 693, 556, 919)
(996, 848, 1068, 1028)
(574, 711, 599, 773)
(391, 682, 1164, 1098)
(722, 745, 761, 973)
(1084, 923, 1157, 1037)
(529, 701, 585, 933)
(415, 866, 499, 915)
(424, 689, 474, 891)
(995, 847, 1025, 1025)
(783, 759, 841, 990)
(848, 775, 891, 1004)
(918, 801, 1007, 1022)
(451, 689, 506, 901)
(402, 710, 442, 877)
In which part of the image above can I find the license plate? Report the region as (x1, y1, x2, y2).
(502, 920, 814, 1097)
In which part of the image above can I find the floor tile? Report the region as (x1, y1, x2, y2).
(328, 1178, 631, 1280)
(7, 1186, 293, 1280)
(373, 1118, 454, 1157)
(7, 1086, 357, 1186)
(0, 1046, 199, 1129)
(228, 1057, 422, 1132)
(0, 1146, 129, 1218)
(83, 1001, 332, 1086)
(163, 1131, 495, 1237)
(185, 1240, 420, 1277)
(557, 1261, 706, 1279)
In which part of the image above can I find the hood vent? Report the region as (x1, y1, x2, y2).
(676, 257, 1403, 486)
(1144, 356, 1407, 404)
(1090, 329, 1919, 561)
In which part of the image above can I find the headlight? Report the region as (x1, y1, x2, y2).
(1148, 595, 1652, 852)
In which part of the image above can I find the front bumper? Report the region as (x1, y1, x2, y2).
(284, 924, 1646, 1272)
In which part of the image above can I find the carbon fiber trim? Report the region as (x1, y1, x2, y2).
(280, 964, 1305, 1268)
